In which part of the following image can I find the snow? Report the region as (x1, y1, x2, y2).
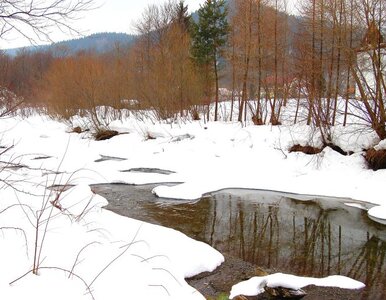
(368, 205, 386, 225)
(0, 101, 385, 299)
(344, 202, 368, 210)
(374, 138, 386, 150)
(229, 273, 366, 299)
(0, 183, 223, 300)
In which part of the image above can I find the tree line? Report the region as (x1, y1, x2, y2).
(0, 0, 385, 140)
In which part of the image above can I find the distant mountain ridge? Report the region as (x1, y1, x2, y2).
(5, 32, 137, 56)
(4, 2, 301, 58)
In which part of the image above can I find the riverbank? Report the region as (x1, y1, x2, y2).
(188, 254, 366, 300)
(0, 108, 385, 299)
(98, 183, 385, 299)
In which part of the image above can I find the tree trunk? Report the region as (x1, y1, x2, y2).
(256, 0, 263, 123)
(343, 0, 354, 126)
(307, 0, 317, 126)
(238, 0, 253, 123)
(214, 51, 219, 122)
(272, 0, 279, 124)
(332, 0, 343, 126)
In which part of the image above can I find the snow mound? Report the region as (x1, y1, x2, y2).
(0, 180, 224, 300)
(374, 139, 386, 150)
(230, 273, 365, 299)
(368, 205, 386, 225)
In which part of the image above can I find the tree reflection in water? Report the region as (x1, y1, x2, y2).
(196, 191, 386, 299)
(97, 184, 386, 299)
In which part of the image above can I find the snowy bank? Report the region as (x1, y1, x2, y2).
(0, 182, 223, 300)
(2, 113, 384, 208)
(0, 103, 385, 298)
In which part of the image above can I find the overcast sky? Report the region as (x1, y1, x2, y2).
(0, 0, 298, 50)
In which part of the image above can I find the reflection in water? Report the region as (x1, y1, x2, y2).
(94, 184, 386, 299)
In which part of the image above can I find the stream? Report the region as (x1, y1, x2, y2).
(92, 183, 386, 299)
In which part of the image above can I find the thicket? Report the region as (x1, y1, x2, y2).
(0, 0, 384, 143)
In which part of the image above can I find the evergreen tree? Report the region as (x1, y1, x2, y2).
(192, 0, 229, 121)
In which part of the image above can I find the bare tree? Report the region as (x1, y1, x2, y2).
(131, 0, 204, 120)
(0, 0, 95, 45)
(232, 0, 257, 123)
(336, 0, 386, 140)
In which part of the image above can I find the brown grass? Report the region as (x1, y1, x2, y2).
(252, 115, 264, 125)
(365, 148, 386, 170)
(94, 130, 119, 141)
(72, 126, 82, 134)
(289, 144, 323, 155)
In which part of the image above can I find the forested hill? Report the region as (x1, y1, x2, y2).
(4, 1, 301, 58)
(5, 32, 137, 56)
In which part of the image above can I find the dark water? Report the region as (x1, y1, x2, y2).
(93, 183, 386, 299)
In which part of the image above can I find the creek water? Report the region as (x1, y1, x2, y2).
(92, 183, 386, 299)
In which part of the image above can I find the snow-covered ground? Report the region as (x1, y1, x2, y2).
(0, 101, 385, 299)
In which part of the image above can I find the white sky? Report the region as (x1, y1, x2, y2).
(77, 0, 207, 38)
(0, 0, 298, 50)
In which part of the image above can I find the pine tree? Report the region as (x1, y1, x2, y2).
(192, 0, 229, 121)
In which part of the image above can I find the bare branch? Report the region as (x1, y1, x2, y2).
(0, 226, 29, 257)
(9, 266, 95, 300)
(69, 241, 101, 278)
(0, 0, 96, 45)
(89, 224, 144, 287)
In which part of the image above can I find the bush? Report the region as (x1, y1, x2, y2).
(0, 87, 24, 117)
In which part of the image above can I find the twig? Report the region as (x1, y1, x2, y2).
(148, 284, 170, 296)
(89, 224, 143, 287)
(152, 267, 182, 287)
(69, 241, 101, 278)
(0, 226, 29, 257)
(9, 267, 95, 300)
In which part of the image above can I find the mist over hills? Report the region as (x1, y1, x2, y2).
(5, 32, 137, 56)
